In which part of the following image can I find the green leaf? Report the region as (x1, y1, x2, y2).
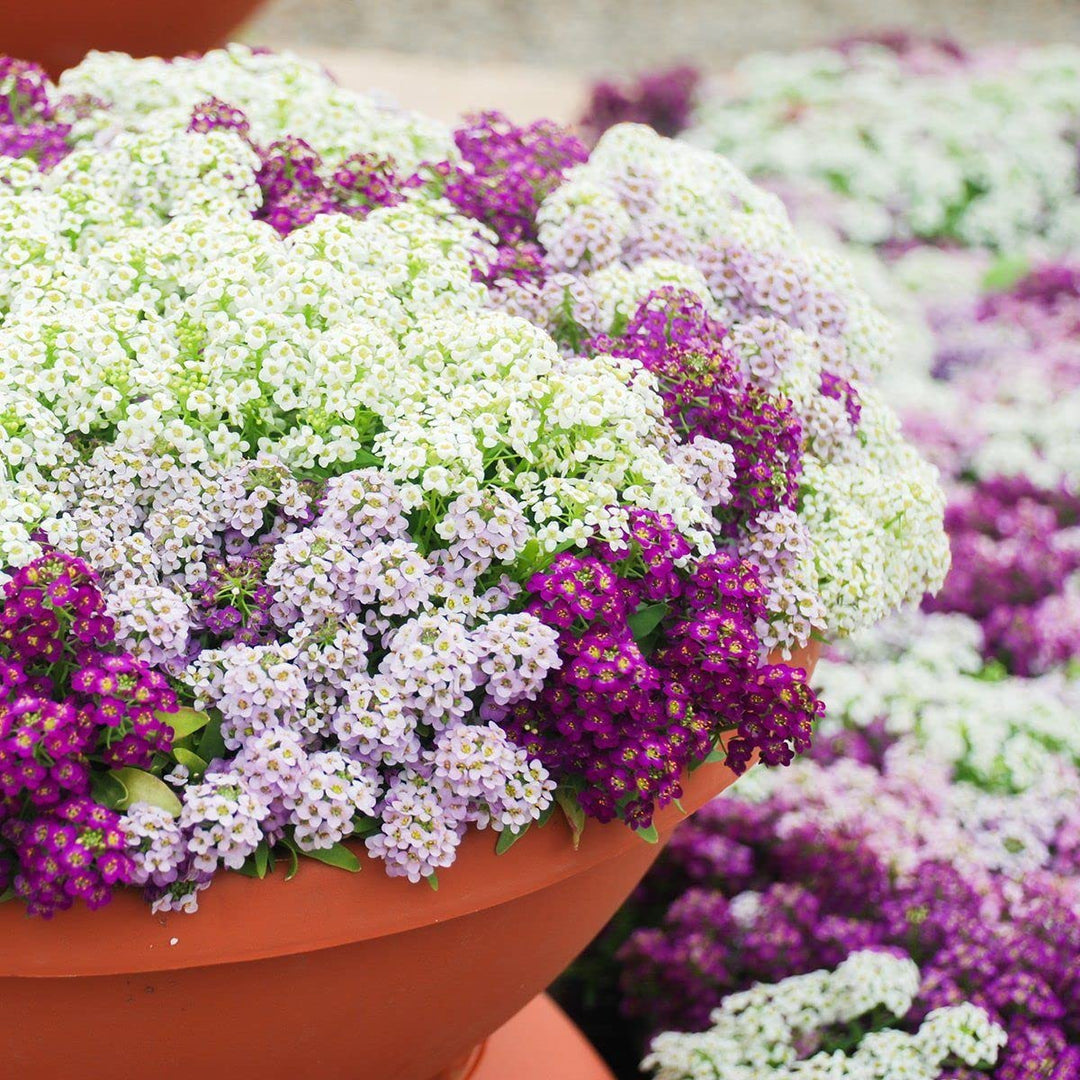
(280, 837, 301, 882)
(982, 253, 1030, 293)
(556, 789, 586, 851)
(108, 767, 182, 817)
(627, 602, 669, 643)
(254, 841, 270, 879)
(195, 714, 227, 763)
(0, 887, 15, 904)
(701, 746, 729, 766)
(536, 802, 557, 828)
(690, 743, 729, 772)
(301, 843, 361, 873)
(161, 706, 212, 740)
(149, 750, 174, 774)
(425, 873, 439, 891)
(634, 823, 660, 844)
(89, 770, 129, 810)
(495, 823, 530, 855)
(172, 747, 208, 779)
(350, 816, 381, 838)
(350, 448, 383, 467)
(232, 858, 261, 879)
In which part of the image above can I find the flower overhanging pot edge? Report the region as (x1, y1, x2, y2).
(0, 641, 819, 978)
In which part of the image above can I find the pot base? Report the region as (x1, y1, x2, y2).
(435, 995, 613, 1080)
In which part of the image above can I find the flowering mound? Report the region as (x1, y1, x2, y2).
(910, 260, 1080, 490)
(0, 47, 946, 915)
(876, 259, 1080, 675)
(680, 42, 1080, 252)
(644, 951, 1006, 1080)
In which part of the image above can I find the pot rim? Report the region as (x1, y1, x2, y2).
(0, 643, 818, 979)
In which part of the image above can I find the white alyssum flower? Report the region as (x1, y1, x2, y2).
(644, 951, 1006, 1080)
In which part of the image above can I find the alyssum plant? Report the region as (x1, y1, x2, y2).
(0, 48, 947, 915)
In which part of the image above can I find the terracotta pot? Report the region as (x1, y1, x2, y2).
(0, 1, 267, 79)
(0, 642, 819, 1080)
(460, 995, 614, 1080)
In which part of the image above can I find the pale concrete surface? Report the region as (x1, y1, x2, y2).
(247, 0, 1080, 73)
(298, 46, 586, 125)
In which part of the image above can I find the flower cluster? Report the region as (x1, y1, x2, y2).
(439, 110, 588, 247)
(680, 42, 1080, 252)
(589, 290, 803, 525)
(504, 512, 822, 827)
(583, 783, 1080, 1078)
(0, 552, 177, 914)
(0, 57, 72, 169)
(644, 951, 1006, 1080)
(189, 102, 414, 236)
(0, 46, 946, 910)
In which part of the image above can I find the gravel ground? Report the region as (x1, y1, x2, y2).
(246, 0, 1079, 73)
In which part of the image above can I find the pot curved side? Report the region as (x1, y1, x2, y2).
(0, 642, 819, 1080)
(5, 1, 267, 79)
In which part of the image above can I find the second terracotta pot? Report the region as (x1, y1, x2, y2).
(1, 1, 267, 79)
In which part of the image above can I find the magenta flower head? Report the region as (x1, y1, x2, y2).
(0, 56, 72, 169)
(441, 111, 588, 245)
(508, 511, 822, 828)
(0, 551, 178, 914)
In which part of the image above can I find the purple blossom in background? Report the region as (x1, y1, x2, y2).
(980, 263, 1080, 315)
(832, 30, 970, 70)
(904, 262, 1080, 676)
(923, 476, 1080, 675)
(572, 782, 1080, 1077)
(580, 66, 703, 144)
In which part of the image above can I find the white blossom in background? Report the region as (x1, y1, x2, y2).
(686, 43, 1080, 254)
(643, 950, 1006, 1080)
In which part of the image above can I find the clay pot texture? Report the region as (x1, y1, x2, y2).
(0, 642, 819, 1080)
(0, 1, 267, 78)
